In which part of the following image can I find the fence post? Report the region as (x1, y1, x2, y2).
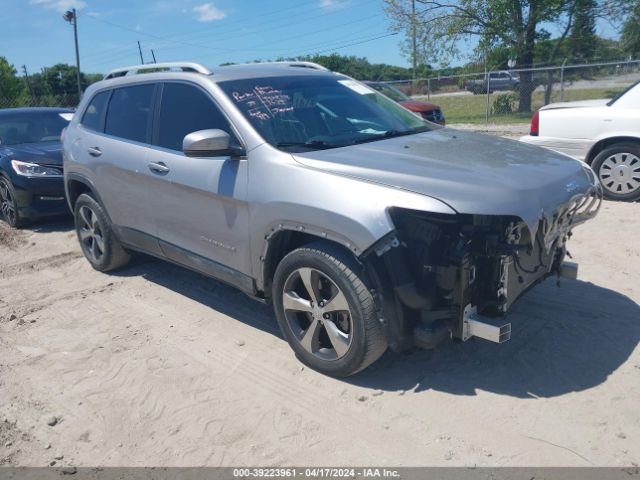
(485, 71, 491, 129)
(560, 59, 567, 102)
(427, 78, 431, 101)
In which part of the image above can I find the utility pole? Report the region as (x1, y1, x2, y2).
(411, 0, 417, 83)
(22, 65, 35, 105)
(151, 49, 157, 64)
(63, 9, 82, 99)
(137, 41, 145, 64)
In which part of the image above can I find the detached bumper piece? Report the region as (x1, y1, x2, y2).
(462, 305, 511, 343)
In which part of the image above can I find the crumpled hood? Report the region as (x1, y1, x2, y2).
(292, 128, 596, 235)
(3, 141, 63, 166)
(540, 98, 609, 110)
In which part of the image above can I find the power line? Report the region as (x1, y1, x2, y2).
(301, 32, 399, 57)
(80, 0, 372, 62)
(166, 11, 386, 63)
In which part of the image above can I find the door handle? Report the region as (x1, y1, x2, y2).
(148, 161, 170, 174)
(87, 146, 102, 157)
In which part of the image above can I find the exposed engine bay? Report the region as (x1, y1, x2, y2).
(364, 189, 602, 352)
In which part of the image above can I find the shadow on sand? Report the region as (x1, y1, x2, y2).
(115, 254, 639, 399)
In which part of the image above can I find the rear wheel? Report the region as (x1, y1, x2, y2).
(0, 176, 27, 228)
(592, 142, 640, 201)
(74, 193, 130, 271)
(272, 243, 387, 377)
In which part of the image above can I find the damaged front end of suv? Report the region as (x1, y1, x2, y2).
(363, 187, 602, 353)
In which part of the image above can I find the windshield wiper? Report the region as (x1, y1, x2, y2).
(275, 139, 338, 150)
(350, 129, 417, 146)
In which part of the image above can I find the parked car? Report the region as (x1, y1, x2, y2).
(365, 81, 445, 125)
(0, 107, 72, 228)
(63, 62, 600, 376)
(520, 80, 640, 202)
(465, 70, 520, 94)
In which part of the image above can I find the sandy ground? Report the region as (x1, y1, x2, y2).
(0, 199, 639, 468)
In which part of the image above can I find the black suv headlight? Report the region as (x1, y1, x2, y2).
(10, 160, 63, 177)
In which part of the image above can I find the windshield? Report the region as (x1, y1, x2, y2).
(219, 75, 433, 151)
(607, 80, 640, 106)
(0, 112, 70, 146)
(369, 83, 410, 102)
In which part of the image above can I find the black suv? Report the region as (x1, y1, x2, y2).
(0, 107, 72, 228)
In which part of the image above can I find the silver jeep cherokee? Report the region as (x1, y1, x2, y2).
(63, 62, 601, 376)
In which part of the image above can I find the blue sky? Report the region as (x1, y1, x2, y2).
(3, 0, 407, 74)
(2, 0, 623, 76)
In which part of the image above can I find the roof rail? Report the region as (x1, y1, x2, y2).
(240, 61, 329, 71)
(104, 62, 212, 80)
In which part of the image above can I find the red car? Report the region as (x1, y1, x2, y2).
(365, 81, 445, 125)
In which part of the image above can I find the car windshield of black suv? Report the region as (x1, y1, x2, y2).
(0, 112, 70, 146)
(219, 75, 434, 151)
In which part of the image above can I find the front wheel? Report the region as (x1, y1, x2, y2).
(0, 176, 28, 228)
(592, 142, 640, 201)
(272, 243, 387, 377)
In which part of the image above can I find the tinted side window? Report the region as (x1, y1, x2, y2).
(156, 82, 235, 152)
(105, 84, 154, 143)
(81, 91, 110, 132)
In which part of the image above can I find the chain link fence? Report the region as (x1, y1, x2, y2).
(382, 59, 640, 127)
(1, 59, 638, 129)
(0, 93, 80, 110)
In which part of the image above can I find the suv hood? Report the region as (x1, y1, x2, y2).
(3, 141, 63, 166)
(540, 98, 609, 111)
(292, 128, 596, 235)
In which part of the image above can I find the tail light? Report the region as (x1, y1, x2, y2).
(530, 111, 539, 136)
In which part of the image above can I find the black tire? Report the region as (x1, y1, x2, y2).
(591, 142, 640, 202)
(272, 242, 387, 377)
(0, 176, 28, 228)
(73, 193, 130, 271)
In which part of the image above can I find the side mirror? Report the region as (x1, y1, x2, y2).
(183, 129, 231, 157)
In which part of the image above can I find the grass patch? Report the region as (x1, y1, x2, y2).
(416, 87, 625, 124)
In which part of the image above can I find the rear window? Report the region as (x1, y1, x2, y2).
(81, 91, 110, 132)
(105, 84, 155, 143)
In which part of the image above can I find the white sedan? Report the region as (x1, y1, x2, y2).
(520, 81, 640, 201)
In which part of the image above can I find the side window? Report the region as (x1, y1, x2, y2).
(156, 82, 237, 152)
(81, 91, 110, 132)
(105, 84, 155, 143)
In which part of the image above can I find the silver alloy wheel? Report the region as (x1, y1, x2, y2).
(282, 267, 353, 361)
(78, 205, 105, 263)
(0, 180, 17, 225)
(598, 152, 640, 195)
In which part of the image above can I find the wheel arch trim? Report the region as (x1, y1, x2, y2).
(585, 135, 640, 165)
(65, 173, 113, 223)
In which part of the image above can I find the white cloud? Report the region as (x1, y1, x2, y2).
(320, 0, 350, 10)
(30, 0, 87, 13)
(193, 3, 226, 22)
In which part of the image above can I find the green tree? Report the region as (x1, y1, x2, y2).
(384, 0, 629, 112)
(568, 0, 597, 62)
(621, 2, 640, 58)
(0, 57, 25, 100)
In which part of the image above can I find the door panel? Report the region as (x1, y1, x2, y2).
(148, 149, 250, 274)
(149, 81, 251, 275)
(93, 83, 160, 240)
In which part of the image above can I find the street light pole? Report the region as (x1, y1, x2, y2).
(63, 8, 82, 99)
